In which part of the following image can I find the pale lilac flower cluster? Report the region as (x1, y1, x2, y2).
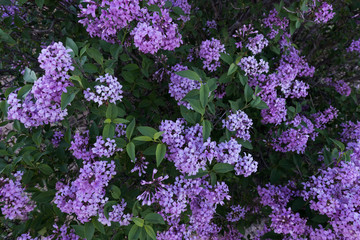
(52, 223, 82, 240)
(0, 171, 35, 220)
(314, 2, 335, 24)
(98, 200, 132, 226)
(222, 110, 253, 141)
(155, 176, 230, 239)
(7, 42, 73, 127)
(238, 56, 269, 76)
(131, 155, 149, 176)
(137, 169, 169, 206)
(262, 9, 289, 39)
(347, 38, 360, 53)
(54, 161, 116, 223)
(91, 136, 120, 158)
(169, 64, 201, 109)
(246, 34, 269, 55)
(199, 38, 225, 72)
(84, 74, 123, 106)
(234, 153, 258, 177)
(51, 131, 64, 148)
(69, 131, 95, 161)
(115, 123, 126, 137)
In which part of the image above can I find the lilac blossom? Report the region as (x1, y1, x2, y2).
(314, 2, 335, 24)
(199, 38, 225, 72)
(98, 200, 132, 226)
(246, 34, 269, 55)
(238, 56, 269, 76)
(91, 136, 120, 158)
(52, 131, 64, 148)
(222, 110, 253, 141)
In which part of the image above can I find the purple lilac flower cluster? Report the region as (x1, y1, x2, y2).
(115, 123, 126, 137)
(246, 34, 269, 55)
(51, 131, 64, 148)
(262, 9, 289, 39)
(206, 20, 217, 29)
(79, 0, 187, 54)
(0, 171, 35, 220)
(222, 110, 253, 141)
(314, 2, 335, 24)
(131, 155, 149, 176)
(323, 78, 352, 96)
(340, 120, 360, 143)
(54, 161, 116, 223)
(347, 38, 360, 53)
(311, 106, 338, 129)
(226, 205, 247, 222)
(169, 64, 201, 109)
(84, 74, 123, 106)
(8, 42, 73, 128)
(155, 176, 230, 239)
(69, 131, 96, 161)
(159, 119, 258, 177)
(238, 56, 269, 76)
(91, 136, 120, 158)
(98, 200, 132, 226)
(199, 38, 225, 72)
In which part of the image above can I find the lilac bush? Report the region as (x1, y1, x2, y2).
(0, 0, 360, 239)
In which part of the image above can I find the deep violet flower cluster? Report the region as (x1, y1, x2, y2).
(51, 131, 64, 148)
(313, 2, 335, 24)
(54, 161, 116, 223)
(222, 110, 253, 141)
(226, 205, 247, 222)
(0, 171, 35, 220)
(154, 176, 231, 239)
(199, 38, 225, 72)
(159, 119, 258, 177)
(7, 42, 74, 128)
(311, 106, 338, 129)
(347, 38, 360, 53)
(169, 64, 201, 109)
(84, 74, 123, 106)
(340, 120, 360, 143)
(69, 131, 95, 161)
(98, 200, 132, 226)
(115, 123, 126, 137)
(17, 223, 82, 239)
(238, 56, 269, 76)
(262, 9, 289, 39)
(0, 0, 22, 19)
(206, 20, 217, 30)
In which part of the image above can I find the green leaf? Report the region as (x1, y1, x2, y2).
(0, 29, 16, 45)
(35, 0, 44, 8)
(227, 63, 238, 76)
(23, 67, 37, 83)
(126, 119, 136, 140)
(238, 74, 248, 86)
(244, 84, 254, 102)
(132, 217, 144, 227)
(175, 70, 201, 81)
(83, 63, 98, 73)
(66, 37, 78, 56)
(199, 84, 210, 108)
(110, 185, 121, 199)
(127, 142, 136, 160)
(137, 126, 157, 138)
(113, 118, 129, 124)
(103, 201, 117, 219)
(87, 48, 103, 65)
(39, 164, 53, 175)
(102, 123, 115, 139)
(156, 143, 166, 167)
(210, 172, 217, 186)
(185, 169, 208, 179)
(187, 99, 205, 115)
(144, 213, 165, 225)
(202, 120, 212, 142)
(84, 222, 95, 240)
(144, 225, 156, 240)
(172, 6, 185, 15)
(133, 136, 153, 142)
(254, 101, 269, 109)
(72, 225, 86, 238)
(237, 139, 253, 149)
(32, 129, 42, 146)
(61, 87, 79, 110)
(128, 225, 141, 240)
(153, 131, 164, 140)
(213, 163, 234, 173)
(106, 103, 118, 119)
(17, 84, 32, 99)
(220, 53, 233, 65)
(329, 138, 345, 151)
(147, 4, 161, 13)
(92, 218, 105, 234)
